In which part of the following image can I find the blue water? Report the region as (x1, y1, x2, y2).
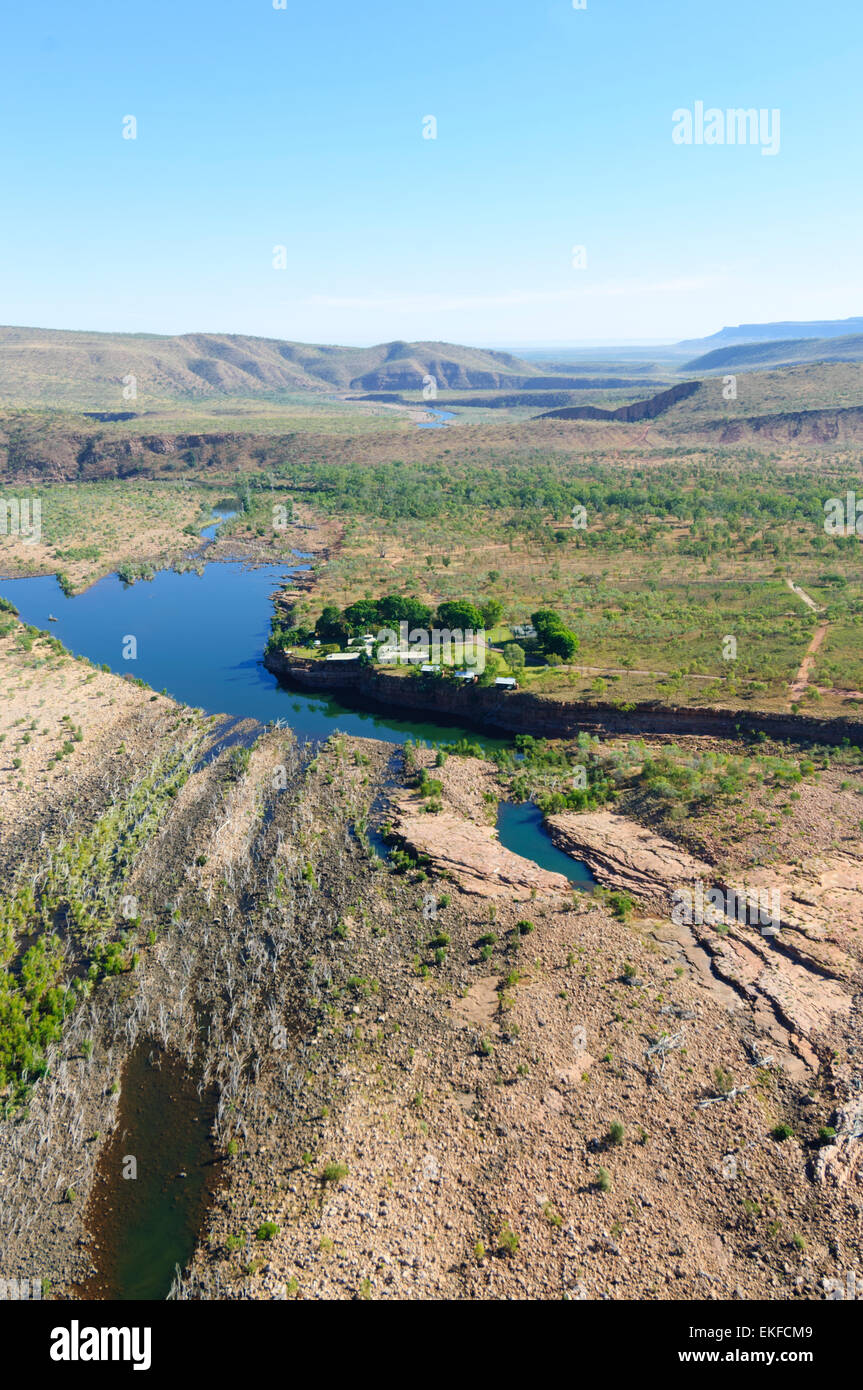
(0, 531, 506, 748)
(417, 408, 455, 429)
(198, 507, 236, 542)
(497, 801, 594, 888)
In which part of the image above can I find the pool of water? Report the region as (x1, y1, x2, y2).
(497, 801, 594, 887)
(77, 1042, 220, 1301)
(0, 537, 506, 749)
(198, 507, 236, 542)
(417, 408, 455, 429)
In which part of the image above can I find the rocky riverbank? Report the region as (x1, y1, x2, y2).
(264, 651, 863, 749)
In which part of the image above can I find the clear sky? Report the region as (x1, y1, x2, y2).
(0, 0, 860, 347)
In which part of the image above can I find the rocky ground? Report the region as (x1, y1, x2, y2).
(178, 741, 863, 1301)
(0, 625, 198, 872)
(2, 642, 862, 1302)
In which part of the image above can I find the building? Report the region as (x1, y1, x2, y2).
(494, 676, 518, 689)
(511, 623, 537, 640)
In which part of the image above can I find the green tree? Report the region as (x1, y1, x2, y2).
(503, 642, 525, 671)
(531, 608, 579, 660)
(315, 606, 349, 645)
(477, 654, 504, 687)
(377, 595, 433, 628)
(481, 598, 503, 628)
(342, 599, 383, 633)
(438, 600, 484, 630)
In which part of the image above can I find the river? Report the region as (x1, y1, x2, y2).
(1, 515, 589, 1300)
(0, 519, 503, 749)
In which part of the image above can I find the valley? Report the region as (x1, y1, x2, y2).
(3, 320, 863, 1307)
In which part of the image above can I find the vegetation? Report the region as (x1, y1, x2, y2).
(0, 741, 198, 1109)
(242, 442, 863, 715)
(532, 608, 579, 661)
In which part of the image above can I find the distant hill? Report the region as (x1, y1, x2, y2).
(534, 360, 863, 446)
(676, 316, 863, 355)
(685, 335, 863, 372)
(538, 380, 700, 423)
(0, 326, 579, 408)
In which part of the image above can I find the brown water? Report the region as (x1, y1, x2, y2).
(77, 1041, 220, 1301)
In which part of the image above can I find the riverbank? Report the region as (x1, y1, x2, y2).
(4, 625, 863, 1303)
(264, 652, 863, 749)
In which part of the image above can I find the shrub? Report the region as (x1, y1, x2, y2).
(226, 746, 251, 780)
(606, 891, 634, 921)
(496, 1221, 519, 1256)
(543, 1201, 563, 1227)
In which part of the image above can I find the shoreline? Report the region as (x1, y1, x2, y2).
(264, 650, 863, 749)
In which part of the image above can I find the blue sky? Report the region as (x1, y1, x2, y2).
(0, 0, 860, 347)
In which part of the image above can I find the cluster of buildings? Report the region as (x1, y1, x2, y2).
(316, 628, 520, 689)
